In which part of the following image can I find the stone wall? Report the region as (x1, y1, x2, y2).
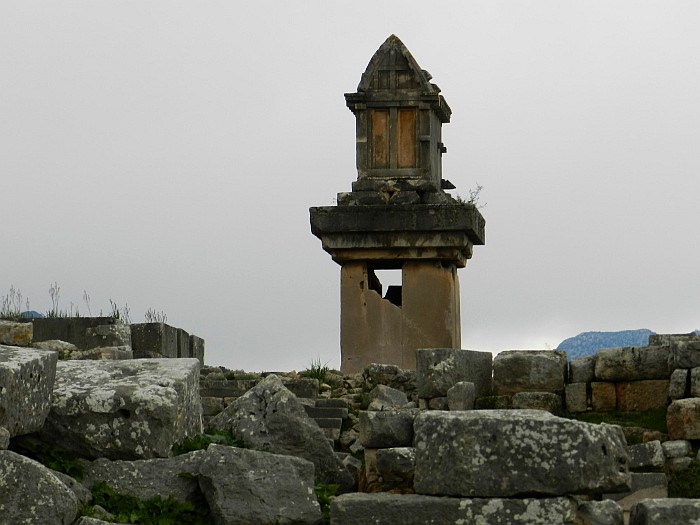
(3, 326, 700, 523)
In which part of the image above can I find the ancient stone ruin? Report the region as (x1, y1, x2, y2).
(310, 35, 485, 374)
(3, 35, 700, 525)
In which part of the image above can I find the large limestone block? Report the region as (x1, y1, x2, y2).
(0, 320, 32, 346)
(493, 350, 567, 396)
(206, 374, 353, 490)
(0, 345, 57, 436)
(0, 450, 78, 524)
(199, 444, 322, 525)
(42, 358, 202, 459)
(80, 451, 206, 504)
(615, 380, 669, 412)
(570, 355, 595, 383)
(566, 383, 588, 413)
(628, 441, 665, 471)
(414, 410, 630, 498)
(330, 493, 577, 525)
(591, 382, 617, 411)
(669, 368, 689, 399)
(416, 348, 492, 398)
(358, 409, 417, 448)
(651, 333, 700, 369)
(667, 398, 700, 439)
(84, 323, 131, 350)
(629, 498, 700, 524)
(594, 346, 671, 381)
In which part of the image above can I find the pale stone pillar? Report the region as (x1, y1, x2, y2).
(401, 262, 461, 369)
(340, 262, 402, 373)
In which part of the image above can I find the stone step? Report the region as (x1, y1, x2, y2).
(313, 417, 343, 430)
(303, 406, 348, 419)
(315, 398, 349, 409)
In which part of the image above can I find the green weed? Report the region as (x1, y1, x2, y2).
(171, 431, 243, 456)
(300, 357, 330, 384)
(315, 482, 339, 524)
(82, 481, 211, 524)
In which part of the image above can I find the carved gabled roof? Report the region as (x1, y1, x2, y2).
(357, 35, 438, 94)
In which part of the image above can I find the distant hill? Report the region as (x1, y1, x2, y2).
(557, 329, 656, 361)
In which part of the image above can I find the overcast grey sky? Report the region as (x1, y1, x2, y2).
(2, 2, 699, 371)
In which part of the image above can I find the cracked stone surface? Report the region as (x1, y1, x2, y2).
(414, 409, 630, 498)
(206, 374, 353, 490)
(0, 344, 57, 437)
(39, 358, 202, 459)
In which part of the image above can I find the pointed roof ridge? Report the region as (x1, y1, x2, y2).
(357, 34, 435, 93)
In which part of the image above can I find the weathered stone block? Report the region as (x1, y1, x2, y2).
(667, 398, 700, 440)
(368, 384, 408, 410)
(189, 334, 205, 365)
(130, 322, 178, 358)
(414, 410, 630, 498)
(282, 377, 319, 399)
(0, 450, 78, 524)
(566, 383, 588, 413)
(689, 367, 700, 397)
(512, 391, 563, 414)
(615, 380, 669, 412)
(176, 328, 189, 358)
(0, 426, 9, 450)
(376, 447, 415, 491)
(594, 346, 671, 381)
(416, 348, 492, 398)
(427, 396, 449, 410)
(570, 355, 595, 384)
(81, 451, 206, 504)
(331, 493, 577, 525)
(576, 500, 623, 525)
(84, 323, 131, 350)
(0, 320, 32, 346)
(205, 374, 353, 490)
(662, 439, 692, 459)
(629, 498, 700, 525)
(591, 382, 617, 411)
(199, 444, 321, 525)
(628, 441, 665, 471)
(447, 381, 475, 410)
(493, 350, 567, 396)
(29, 317, 120, 350)
(474, 395, 512, 409)
(358, 409, 416, 448)
(669, 368, 689, 399)
(652, 333, 700, 369)
(0, 345, 57, 437)
(42, 358, 202, 459)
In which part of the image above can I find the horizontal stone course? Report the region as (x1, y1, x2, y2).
(493, 350, 567, 396)
(594, 346, 671, 381)
(330, 493, 577, 525)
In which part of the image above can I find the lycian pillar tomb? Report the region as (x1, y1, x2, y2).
(310, 35, 485, 373)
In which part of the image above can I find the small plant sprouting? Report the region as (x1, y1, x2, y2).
(82, 481, 211, 524)
(145, 308, 168, 324)
(455, 182, 486, 209)
(300, 357, 330, 384)
(47, 281, 61, 317)
(315, 482, 339, 524)
(171, 431, 243, 456)
(108, 300, 131, 324)
(0, 286, 27, 318)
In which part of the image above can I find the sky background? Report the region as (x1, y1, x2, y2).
(2, 2, 698, 372)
